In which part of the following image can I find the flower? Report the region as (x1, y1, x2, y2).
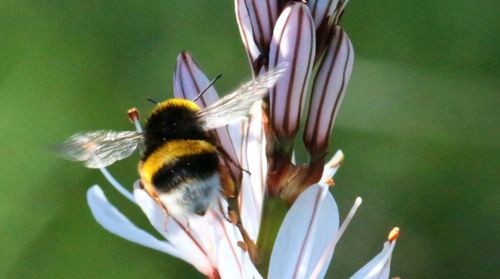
(81, 1, 400, 278)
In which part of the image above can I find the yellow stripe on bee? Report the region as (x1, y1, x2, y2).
(151, 98, 200, 115)
(140, 140, 216, 183)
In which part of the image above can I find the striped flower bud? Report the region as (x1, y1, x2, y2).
(307, 0, 339, 28)
(268, 2, 315, 141)
(235, 0, 278, 74)
(304, 26, 354, 160)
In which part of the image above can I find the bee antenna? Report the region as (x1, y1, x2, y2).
(147, 98, 159, 105)
(192, 74, 222, 102)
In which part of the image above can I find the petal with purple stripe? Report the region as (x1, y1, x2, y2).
(268, 2, 315, 139)
(173, 51, 218, 107)
(268, 184, 339, 279)
(239, 102, 267, 239)
(304, 26, 354, 158)
(235, 0, 262, 74)
(132, 185, 215, 275)
(307, 0, 339, 28)
(242, 0, 278, 54)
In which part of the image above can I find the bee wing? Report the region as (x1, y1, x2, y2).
(55, 130, 143, 168)
(196, 64, 286, 131)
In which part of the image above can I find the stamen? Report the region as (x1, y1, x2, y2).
(335, 197, 362, 243)
(388, 227, 400, 242)
(98, 167, 136, 204)
(127, 107, 143, 133)
(326, 150, 344, 169)
(309, 196, 362, 279)
(319, 150, 344, 186)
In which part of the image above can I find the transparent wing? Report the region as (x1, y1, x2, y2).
(54, 130, 143, 168)
(196, 64, 286, 130)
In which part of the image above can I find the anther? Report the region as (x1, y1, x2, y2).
(388, 227, 400, 242)
(127, 107, 140, 122)
(324, 177, 335, 186)
(127, 107, 143, 133)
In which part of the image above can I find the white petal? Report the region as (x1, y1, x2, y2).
(86, 185, 181, 258)
(244, 255, 264, 279)
(216, 237, 245, 279)
(309, 197, 363, 279)
(191, 202, 245, 268)
(350, 241, 397, 279)
(217, 231, 261, 279)
(239, 101, 267, 239)
(268, 185, 339, 279)
(132, 185, 215, 275)
(227, 120, 244, 163)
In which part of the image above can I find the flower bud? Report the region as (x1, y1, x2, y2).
(304, 26, 353, 160)
(268, 2, 315, 141)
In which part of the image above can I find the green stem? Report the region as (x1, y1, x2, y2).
(255, 196, 288, 277)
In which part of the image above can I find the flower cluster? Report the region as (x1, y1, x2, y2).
(84, 1, 399, 278)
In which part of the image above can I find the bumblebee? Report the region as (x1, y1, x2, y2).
(57, 66, 284, 219)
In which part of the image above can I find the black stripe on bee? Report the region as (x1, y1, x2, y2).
(143, 103, 210, 160)
(151, 151, 219, 193)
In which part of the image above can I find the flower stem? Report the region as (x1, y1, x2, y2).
(256, 196, 288, 277)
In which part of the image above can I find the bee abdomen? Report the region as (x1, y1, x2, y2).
(140, 139, 219, 191)
(152, 152, 219, 192)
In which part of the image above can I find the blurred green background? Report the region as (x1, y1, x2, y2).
(1, 0, 498, 278)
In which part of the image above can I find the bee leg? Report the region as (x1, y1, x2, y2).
(217, 145, 251, 175)
(220, 207, 239, 225)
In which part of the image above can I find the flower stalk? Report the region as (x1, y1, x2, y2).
(234, 1, 388, 277)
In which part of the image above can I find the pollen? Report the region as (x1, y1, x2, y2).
(388, 227, 400, 242)
(324, 177, 335, 186)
